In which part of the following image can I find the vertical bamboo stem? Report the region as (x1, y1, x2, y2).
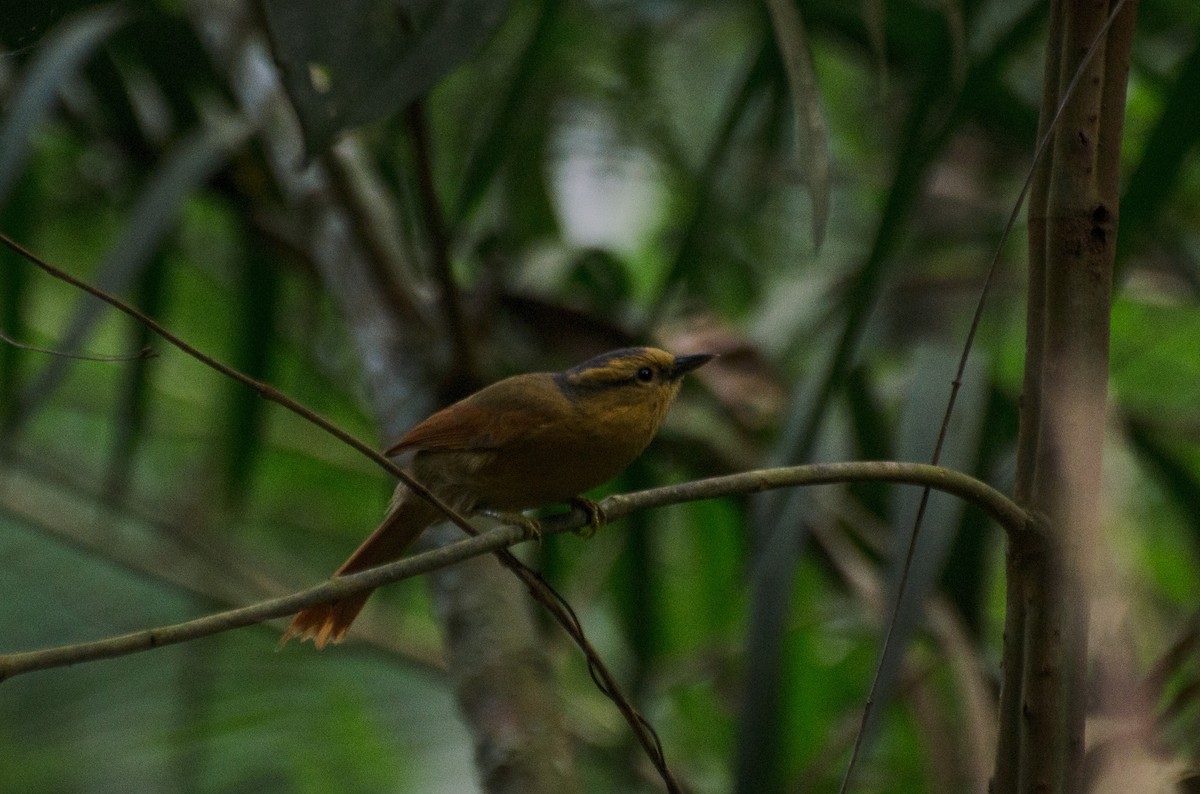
(995, 1, 1137, 791)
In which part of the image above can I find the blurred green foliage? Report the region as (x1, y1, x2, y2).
(2, 0, 1199, 792)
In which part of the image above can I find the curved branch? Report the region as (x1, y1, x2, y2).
(605, 461, 1029, 536)
(0, 461, 1028, 682)
(0, 232, 1027, 791)
(0, 229, 663, 787)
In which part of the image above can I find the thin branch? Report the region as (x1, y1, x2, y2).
(0, 230, 669, 788)
(3, 231, 1032, 792)
(0, 522, 513, 682)
(0, 460, 1029, 683)
(0, 230, 475, 539)
(607, 461, 1028, 535)
(838, 1, 1132, 789)
(321, 138, 432, 331)
(0, 453, 446, 673)
(0, 328, 155, 362)
(406, 102, 476, 379)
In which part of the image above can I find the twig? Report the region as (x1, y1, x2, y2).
(406, 102, 476, 379)
(605, 461, 1028, 535)
(0, 230, 671, 788)
(0, 460, 1028, 683)
(0, 230, 472, 537)
(838, 1, 1132, 789)
(0, 522, 518, 682)
(4, 229, 1035, 792)
(0, 328, 155, 362)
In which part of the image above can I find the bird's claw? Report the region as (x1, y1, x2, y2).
(482, 510, 543, 545)
(521, 515, 544, 545)
(570, 497, 607, 539)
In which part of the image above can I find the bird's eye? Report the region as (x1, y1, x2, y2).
(636, 366, 654, 382)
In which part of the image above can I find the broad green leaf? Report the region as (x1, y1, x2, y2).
(262, 0, 512, 157)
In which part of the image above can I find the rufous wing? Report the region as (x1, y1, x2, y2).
(386, 373, 569, 455)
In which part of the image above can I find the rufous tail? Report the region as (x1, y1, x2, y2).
(281, 492, 441, 649)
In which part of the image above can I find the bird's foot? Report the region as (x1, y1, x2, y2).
(570, 497, 608, 539)
(482, 510, 543, 545)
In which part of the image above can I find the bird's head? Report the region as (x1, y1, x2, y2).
(555, 347, 714, 426)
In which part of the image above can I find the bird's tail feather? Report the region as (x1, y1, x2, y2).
(281, 493, 442, 649)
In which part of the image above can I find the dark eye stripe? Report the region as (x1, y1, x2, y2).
(555, 350, 669, 397)
(567, 347, 649, 375)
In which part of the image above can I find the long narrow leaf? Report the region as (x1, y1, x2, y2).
(0, 5, 127, 206)
(1116, 36, 1200, 278)
(14, 115, 252, 423)
(866, 346, 988, 741)
(765, 0, 832, 250)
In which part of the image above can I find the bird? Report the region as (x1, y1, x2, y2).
(282, 346, 714, 648)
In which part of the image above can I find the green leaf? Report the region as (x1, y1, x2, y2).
(13, 114, 252, 422)
(223, 250, 282, 506)
(103, 251, 169, 503)
(1111, 298, 1200, 417)
(1117, 35, 1200, 275)
(1, 175, 37, 420)
(765, 0, 832, 250)
(867, 346, 989, 739)
(262, 0, 513, 157)
(0, 5, 126, 204)
(451, 0, 561, 225)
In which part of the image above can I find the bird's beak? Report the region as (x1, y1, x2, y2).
(671, 352, 716, 378)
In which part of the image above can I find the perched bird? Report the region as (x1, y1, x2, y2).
(283, 346, 713, 648)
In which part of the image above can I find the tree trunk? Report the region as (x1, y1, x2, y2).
(183, 3, 580, 791)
